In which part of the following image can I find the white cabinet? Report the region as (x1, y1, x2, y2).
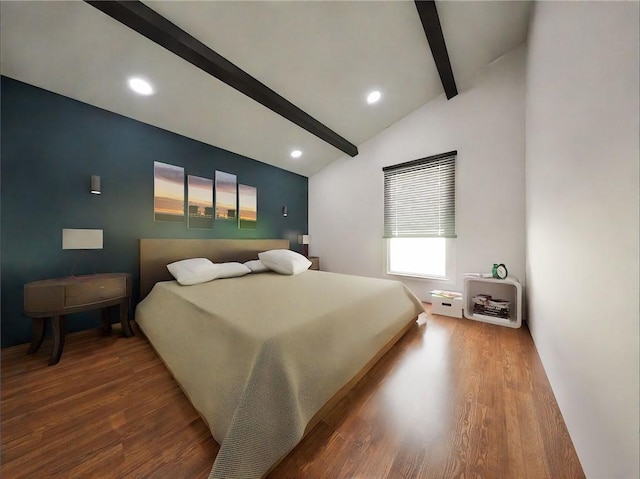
(463, 276, 522, 328)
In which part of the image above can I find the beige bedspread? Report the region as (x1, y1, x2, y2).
(135, 270, 424, 479)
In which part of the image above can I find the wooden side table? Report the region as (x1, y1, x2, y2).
(24, 273, 133, 365)
(308, 256, 320, 270)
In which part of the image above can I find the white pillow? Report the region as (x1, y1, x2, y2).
(244, 259, 270, 273)
(214, 262, 251, 278)
(258, 249, 311, 275)
(166, 258, 218, 286)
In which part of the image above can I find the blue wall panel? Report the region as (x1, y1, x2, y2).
(1, 76, 308, 348)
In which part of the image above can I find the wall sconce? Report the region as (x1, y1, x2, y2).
(298, 234, 310, 257)
(282, 206, 288, 217)
(91, 175, 101, 195)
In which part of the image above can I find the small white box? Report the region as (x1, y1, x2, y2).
(431, 295, 463, 318)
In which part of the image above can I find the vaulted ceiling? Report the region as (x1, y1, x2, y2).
(0, 1, 532, 177)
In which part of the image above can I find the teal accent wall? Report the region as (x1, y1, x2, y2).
(1, 76, 308, 348)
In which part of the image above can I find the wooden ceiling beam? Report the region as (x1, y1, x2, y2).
(85, 0, 359, 157)
(414, 0, 458, 100)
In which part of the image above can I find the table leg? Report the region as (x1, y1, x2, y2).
(27, 317, 47, 354)
(101, 307, 112, 335)
(120, 301, 134, 338)
(49, 315, 66, 366)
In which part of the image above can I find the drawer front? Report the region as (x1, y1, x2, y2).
(65, 277, 126, 307)
(309, 257, 320, 270)
(432, 297, 463, 318)
(24, 284, 65, 314)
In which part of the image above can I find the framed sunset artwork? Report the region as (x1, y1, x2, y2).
(187, 175, 213, 229)
(215, 170, 237, 221)
(154, 161, 184, 222)
(238, 184, 257, 230)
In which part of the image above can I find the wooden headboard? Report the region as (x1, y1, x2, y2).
(139, 238, 290, 298)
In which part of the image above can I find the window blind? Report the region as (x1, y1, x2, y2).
(383, 151, 456, 238)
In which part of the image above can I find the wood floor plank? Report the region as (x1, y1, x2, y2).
(1, 307, 585, 479)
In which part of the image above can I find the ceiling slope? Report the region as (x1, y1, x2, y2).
(0, 1, 532, 177)
(85, 0, 358, 158)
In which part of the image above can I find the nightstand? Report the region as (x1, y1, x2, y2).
(24, 273, 133, 365)
(308, 256, 320, 270)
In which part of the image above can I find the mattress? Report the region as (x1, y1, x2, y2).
(135, 270, 424, 479)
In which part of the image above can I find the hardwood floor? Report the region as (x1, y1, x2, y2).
(1, 306, 585, 478)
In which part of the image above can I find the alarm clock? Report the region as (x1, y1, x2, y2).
(492, 263, 508, 279)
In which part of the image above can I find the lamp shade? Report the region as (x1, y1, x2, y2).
(298, 235, 310, 245)
(62, 229, 103, 250)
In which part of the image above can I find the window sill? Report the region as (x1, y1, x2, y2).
(387, 271, 450, 282)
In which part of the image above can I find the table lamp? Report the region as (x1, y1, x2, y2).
(298, 234, 310, 257)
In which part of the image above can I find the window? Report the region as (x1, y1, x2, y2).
(383, 151, 456, 279)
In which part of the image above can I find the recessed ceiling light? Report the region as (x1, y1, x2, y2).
(128, 77, 154, 96)
(367, 90, 381, 104)
(290, 150, 302, 158)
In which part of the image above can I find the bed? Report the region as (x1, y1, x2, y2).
(135, 239, 425, 479)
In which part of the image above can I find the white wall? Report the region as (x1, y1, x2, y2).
(526, 2, 639, 478)
(309, 45, 526, 301)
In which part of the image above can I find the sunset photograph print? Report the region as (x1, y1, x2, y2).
(188, 175, 213, 229)
(154, 161, 184, 222)
(215, 170, 237, 220)
(238, 184, 257, 230)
